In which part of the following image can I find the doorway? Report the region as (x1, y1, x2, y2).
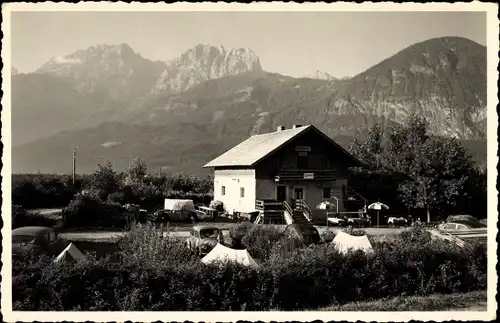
(294, 187, 305, 200)
(276, 185, 287, 202)
(276, 185, 286, 202)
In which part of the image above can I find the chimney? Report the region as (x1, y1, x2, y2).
(293, 124, 303, 129)
(276, 126, 286, 132)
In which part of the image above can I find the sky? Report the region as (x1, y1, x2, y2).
(10, 11, 486, 78)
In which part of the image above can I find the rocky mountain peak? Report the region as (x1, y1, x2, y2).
(151, 44, 263, 94)
(35, 43, 165, 101)
(303, 69, 338, 81)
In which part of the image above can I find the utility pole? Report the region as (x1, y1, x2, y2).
(72, 148, 76, 186)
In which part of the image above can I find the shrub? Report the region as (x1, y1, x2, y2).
(107, 191, 126, 205)
(342, 227, 367, 236)
(269, 235, 308, 261)
(12, 174, 76, 208)
(241, 225, 283, 261)
(228, 222, 254, 248)
(118, 222, 197, 268)
(321, 228, 337, 242)
(398, 226, 432, 245)
(62, 194, 133, 229)
(12, 205, 27, 229)
(12, 224, 487, 311)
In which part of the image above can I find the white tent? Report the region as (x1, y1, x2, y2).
(164, 199, 196, 213)
(201, 243, 259, 268)
(331, 231, 374, 254)
(54, 243, 86, 263)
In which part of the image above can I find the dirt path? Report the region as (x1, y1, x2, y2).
(58, 224, 403, 242)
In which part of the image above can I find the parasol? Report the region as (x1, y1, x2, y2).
(368, 202, 389, 227)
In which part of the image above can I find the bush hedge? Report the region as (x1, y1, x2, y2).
(13, 225, 487, 311)
(62, 194, 134, 229)
(12, 173, 214, 211)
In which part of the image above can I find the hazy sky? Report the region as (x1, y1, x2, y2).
(11, 11, 486, 78)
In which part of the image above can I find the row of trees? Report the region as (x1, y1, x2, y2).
(347, 115, 486, 221)
(89, 157, 213, 209)
(13, 157, 214, 211)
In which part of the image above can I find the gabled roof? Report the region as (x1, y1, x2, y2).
(203, 125, 361, 168)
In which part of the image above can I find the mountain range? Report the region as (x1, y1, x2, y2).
(11, 37, 487, 175)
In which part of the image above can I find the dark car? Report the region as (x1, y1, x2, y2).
(185, 224, 223, 256)
(282, 223, 321, 245)
(149, 209, 199, 223)
(12, 226, 67, 259)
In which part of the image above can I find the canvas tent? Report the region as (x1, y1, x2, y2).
(201, 243, 259, 268)
(54, 243, 86, 263)
(331, 231, 374, 254)
(164, 199, 196, 213)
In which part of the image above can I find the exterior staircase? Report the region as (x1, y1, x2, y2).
(254, 199, 314, 225)
(291, 210, 309, 224)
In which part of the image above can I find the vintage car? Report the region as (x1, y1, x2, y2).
(282, 223, 321, 246)
(152, 199, 199, 223)
(438, 221, 486, 233)
(185, 225, 223, 256)
(12, 226, 66, 259)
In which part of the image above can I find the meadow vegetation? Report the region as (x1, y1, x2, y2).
(12, 223, 487, 311)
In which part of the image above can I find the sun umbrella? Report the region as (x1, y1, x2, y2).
(368, 202, 389, 227)
(316, 201, 333, 210)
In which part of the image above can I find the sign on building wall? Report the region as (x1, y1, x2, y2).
(303, 173, 314, 179)
(295, 146, 311, 152)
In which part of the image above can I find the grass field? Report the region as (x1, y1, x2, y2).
(317, 291, 487, 311)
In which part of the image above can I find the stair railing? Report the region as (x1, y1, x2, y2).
(296, 199, 313, 222)
(282, 200, 294, 225)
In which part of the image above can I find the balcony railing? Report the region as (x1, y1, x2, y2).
(275, 169, 338, 181)
(255, 199, 284, 211)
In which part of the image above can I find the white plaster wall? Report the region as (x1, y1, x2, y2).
(213, 169, 256, 214)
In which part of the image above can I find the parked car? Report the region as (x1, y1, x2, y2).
(185, 225, 223, 256)
(150, 208, 199, 223)
(438, 221, 487, 233)
(282, 223, 321, 245)
(12, 226, 67, 259)
(387, 216, 409, 227)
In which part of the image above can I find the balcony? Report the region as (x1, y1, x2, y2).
(274, 169, 338, 182)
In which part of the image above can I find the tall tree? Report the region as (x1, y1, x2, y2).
(349, 114, 477, 221)
(90, 161, 120, 198)
(125, 157, 148, 185)
(348, 123, 385, 170)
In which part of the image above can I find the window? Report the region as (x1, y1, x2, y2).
(323, 188, 332, 199)
(221, 186, 226, 196)
(240, 187, 245, 198)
